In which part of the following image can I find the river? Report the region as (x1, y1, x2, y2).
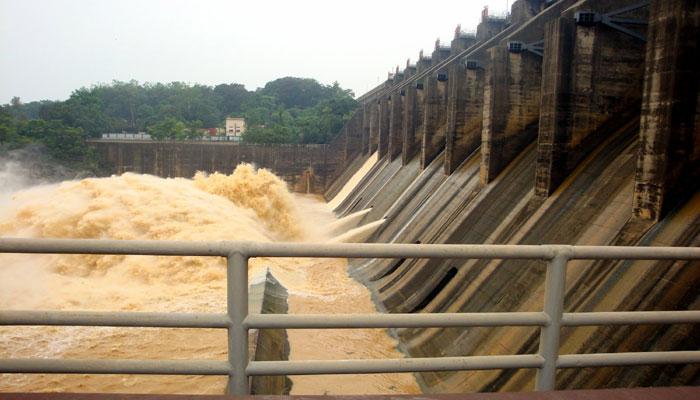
(0, 164, 419, 395)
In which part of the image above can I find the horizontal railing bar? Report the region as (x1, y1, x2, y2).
(6, 310, 696, 330)
(0, 310, 230, 328)
(562, 311, 700, 326)
(243, 242, 557, 259)
(557, 351, 700, 368)
(2, 238, 699, 261)
(570, 246, 700, 260)
(6, 352, 696, 377)
(0, 238, 556, 259)
(246, 312, 549, 329)
(247, 355, 544, 375)
(0, 238, 231, 257)
(0, 359, 230, 375)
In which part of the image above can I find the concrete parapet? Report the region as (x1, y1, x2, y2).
(633, 0, 700, 220)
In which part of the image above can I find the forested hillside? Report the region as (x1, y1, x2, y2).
(0, 77, 357, 170)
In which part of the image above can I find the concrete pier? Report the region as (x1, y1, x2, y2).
(402, 59, 425, 166)
(480, 42, 542, 184)
(388, 68, 405, 160)
(420, 41, 451, 170)
(445, 28, 481, 174)
(633, 0, 700, 220)
(536, 2, 647, 197)
(378, 92, 392, 158)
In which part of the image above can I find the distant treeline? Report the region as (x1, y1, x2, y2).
(0, 77, 357, 169)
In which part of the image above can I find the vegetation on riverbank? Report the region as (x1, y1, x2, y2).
(0, 77, 357, 170)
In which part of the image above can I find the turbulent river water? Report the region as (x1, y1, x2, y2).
(0, 164, 419, 395)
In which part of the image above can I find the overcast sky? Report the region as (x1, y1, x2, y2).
(1, 0, 512, 103)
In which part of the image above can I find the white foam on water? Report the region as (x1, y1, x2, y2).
(328, 218, 386, 243)
(0, 164, 419, 395)
(326, 207, 373, 235)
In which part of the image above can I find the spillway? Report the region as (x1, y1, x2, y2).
(316, 0, 699, 392)
(328, 114, 698, 392)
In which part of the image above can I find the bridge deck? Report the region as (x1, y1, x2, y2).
(1, 387, 697, 400)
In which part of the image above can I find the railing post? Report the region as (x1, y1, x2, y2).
(536, 250, 569, 391)
(226, 251, 249, 395)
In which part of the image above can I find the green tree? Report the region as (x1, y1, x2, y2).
(41, 89, 111, 137)
(260, 77, 329, 109)
(147, 117, 187, 140)
(214, 83, 250, 116)
(0, 107, 19, 145)
(1, 76, 358, 170)
(41, 123, 88, 162)
(185, 120, 204, 139)
(9, 118, 90, 165)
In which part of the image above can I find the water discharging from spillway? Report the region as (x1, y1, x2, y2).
(0, 164, 420, 395)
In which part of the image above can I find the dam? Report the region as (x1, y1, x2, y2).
(1, 0, 699, 397)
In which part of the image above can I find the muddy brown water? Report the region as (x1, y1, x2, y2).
(0, 166, 419, 395)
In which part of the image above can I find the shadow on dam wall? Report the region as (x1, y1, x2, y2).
(321, 0, 700, 393)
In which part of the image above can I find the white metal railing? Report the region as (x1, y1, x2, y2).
(0, 238, 699, 395)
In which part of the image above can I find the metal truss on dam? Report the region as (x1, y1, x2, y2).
(11, 0, 700, 397)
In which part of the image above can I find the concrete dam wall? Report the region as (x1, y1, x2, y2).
(325, 0, 699, 393)
(88, 140, 338, 194)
